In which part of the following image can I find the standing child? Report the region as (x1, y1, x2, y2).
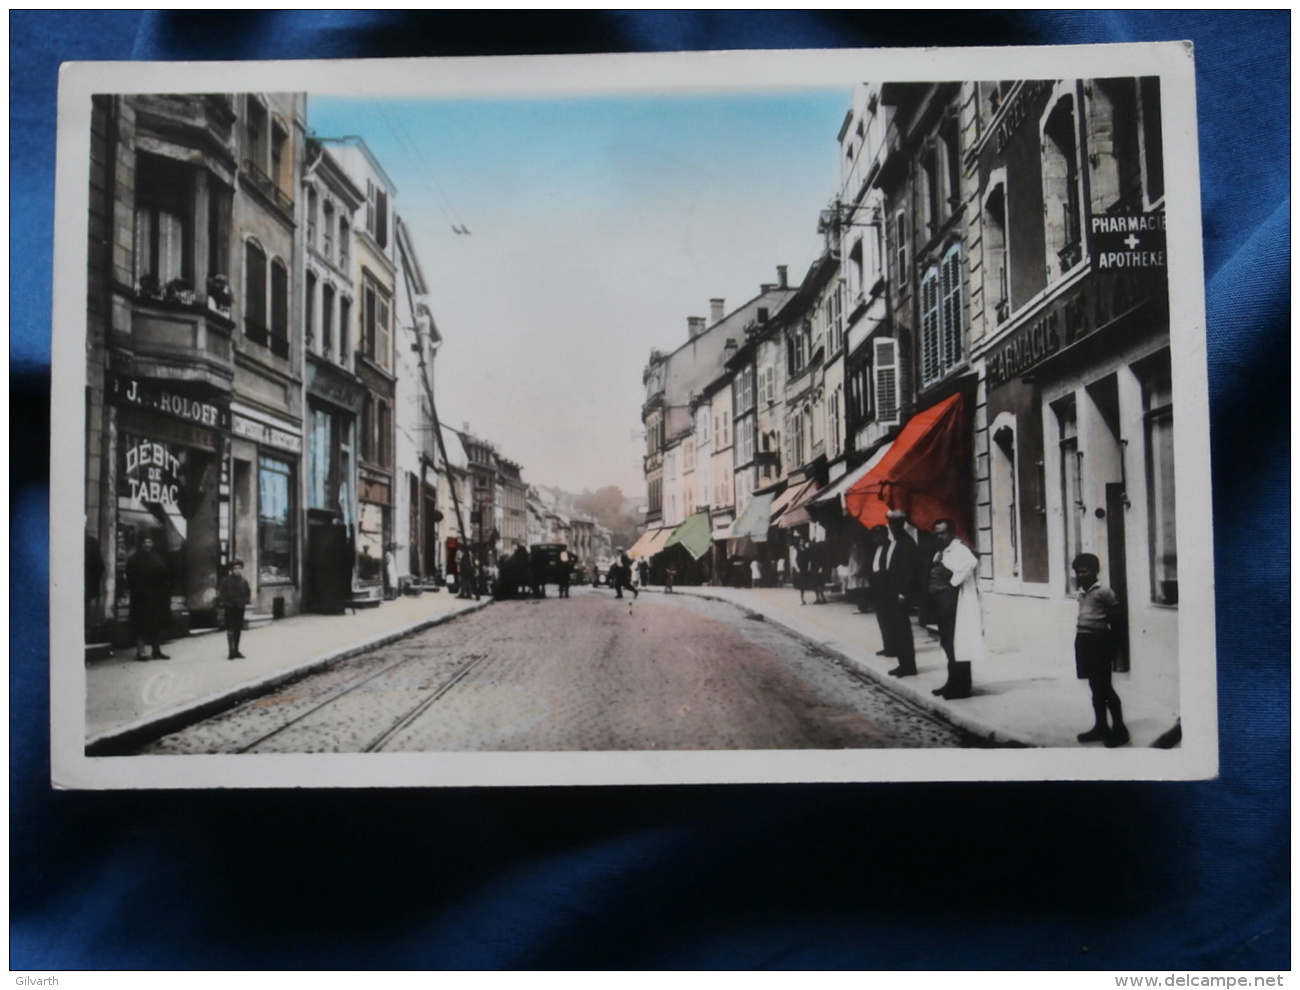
(1072, 553, 1129, 747)
(216, 559, 252, 660)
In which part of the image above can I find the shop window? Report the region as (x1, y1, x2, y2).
(134, 153, 192, 294)
(309, 408, 332, 510)
(258, 454, 294, 583)
(377, 400, 392, 469)
(1140, 358, 1177, 605)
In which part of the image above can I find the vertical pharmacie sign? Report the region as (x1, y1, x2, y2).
(1089, 212, 1167, 270)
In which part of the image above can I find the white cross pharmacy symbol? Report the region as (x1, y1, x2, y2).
(1123, 233, 1141, 250)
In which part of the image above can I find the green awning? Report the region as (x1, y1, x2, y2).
(731, 491, 777, 541)
(664, 511, 712, 560)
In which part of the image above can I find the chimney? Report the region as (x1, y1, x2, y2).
(760, 284, 776, 293)
(710, 298, 725, 324)
(777, 265, 788, 289)
(687, 316, 706, 339)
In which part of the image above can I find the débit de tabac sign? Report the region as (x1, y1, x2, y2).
(1090, 212, 1167, 269)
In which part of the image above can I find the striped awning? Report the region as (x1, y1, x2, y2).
(775, 478, 825, 529)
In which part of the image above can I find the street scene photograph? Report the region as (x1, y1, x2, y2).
(52, 45, 1216, 786)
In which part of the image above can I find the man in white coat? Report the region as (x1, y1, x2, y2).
(927, 518, 985, 699)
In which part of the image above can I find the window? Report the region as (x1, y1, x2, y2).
(983, 181, 1009, 324)
(134, 153, 192, 291)
(339, 217, 350, 271)
(894, 209, 908, 289)
(322, 201, 334, 262)
(338, 296, 351, 359)
(362, 278, 392, 368)
(920, 244, 965, 388)
(245, 99, 266, 172)
(873, 337, 900, 425)
(306, 188, 318, 248)
(1055, 395, 1083, 591)
(258, 454, 294, 582)
(309, 407, 335, 510)
(305, 271, 316, 347)
(207, 180, 232, 285)
(1141, 357, 1177, 604)
(367, 181, 389, 249)
(361, 395, 374, 462)
(270, 259, 289, 357)
(1043, 94, 1083, 276)
(737, 416, 755, 466)
(377, 400, 392, 468)
(243, 240, 267, 345)
(271, 124, 287, 191)
(321, 283, 335, 358)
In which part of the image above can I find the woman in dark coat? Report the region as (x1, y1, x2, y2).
(125, 536, 171, 660)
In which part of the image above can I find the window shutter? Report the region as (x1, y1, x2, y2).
(941, 246, 964, 371)
(921, 268, 940, 385)
(874, 337, 899, 425)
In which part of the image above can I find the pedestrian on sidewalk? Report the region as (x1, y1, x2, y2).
(846, 531, 872, 614)
(881, 510, 920, 677)
(1072, 553, 1129, 747)
(927, 520, 984, 699)
(867, 525, 893, 654)
(794, 537, 813, 605)
(810, 540, 829, 604)
(216, 559, 252, 660)
(125, 536, 171, 661)
(664, 564, 676, 593)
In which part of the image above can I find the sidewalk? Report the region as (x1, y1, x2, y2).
(84, 590, 489, 753)
(668, 584, 1180, 749)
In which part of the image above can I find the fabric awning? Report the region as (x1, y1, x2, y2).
(642, 527, 676, 558)
(627, 528, 661, 560)
(710, 518, 733, 542)
(806, 442, 895, 520)
(844, 392, 971, 539)
(731, 491, 777, 541)
(664, 511, 712, 560)
(774, 478, 824, 529)
(769, 477, 814, 519)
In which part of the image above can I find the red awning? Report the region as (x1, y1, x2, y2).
(844, 392, 971, 540)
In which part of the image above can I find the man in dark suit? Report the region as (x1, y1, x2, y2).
(880, 509, 921, 677)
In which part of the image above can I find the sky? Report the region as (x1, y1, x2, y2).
(308, 87, 851, 498)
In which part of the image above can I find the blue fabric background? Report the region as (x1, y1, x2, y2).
(10, 11, 1289, 971)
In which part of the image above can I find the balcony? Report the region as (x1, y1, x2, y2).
(242, 159, 294, 217)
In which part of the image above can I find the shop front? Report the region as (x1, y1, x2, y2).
(980, 261, 1176, 706)
(230, 408, 303, 618)
(106, 374, 229, 642)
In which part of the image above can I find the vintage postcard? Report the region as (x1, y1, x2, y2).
(51, 43, 1216, 788)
